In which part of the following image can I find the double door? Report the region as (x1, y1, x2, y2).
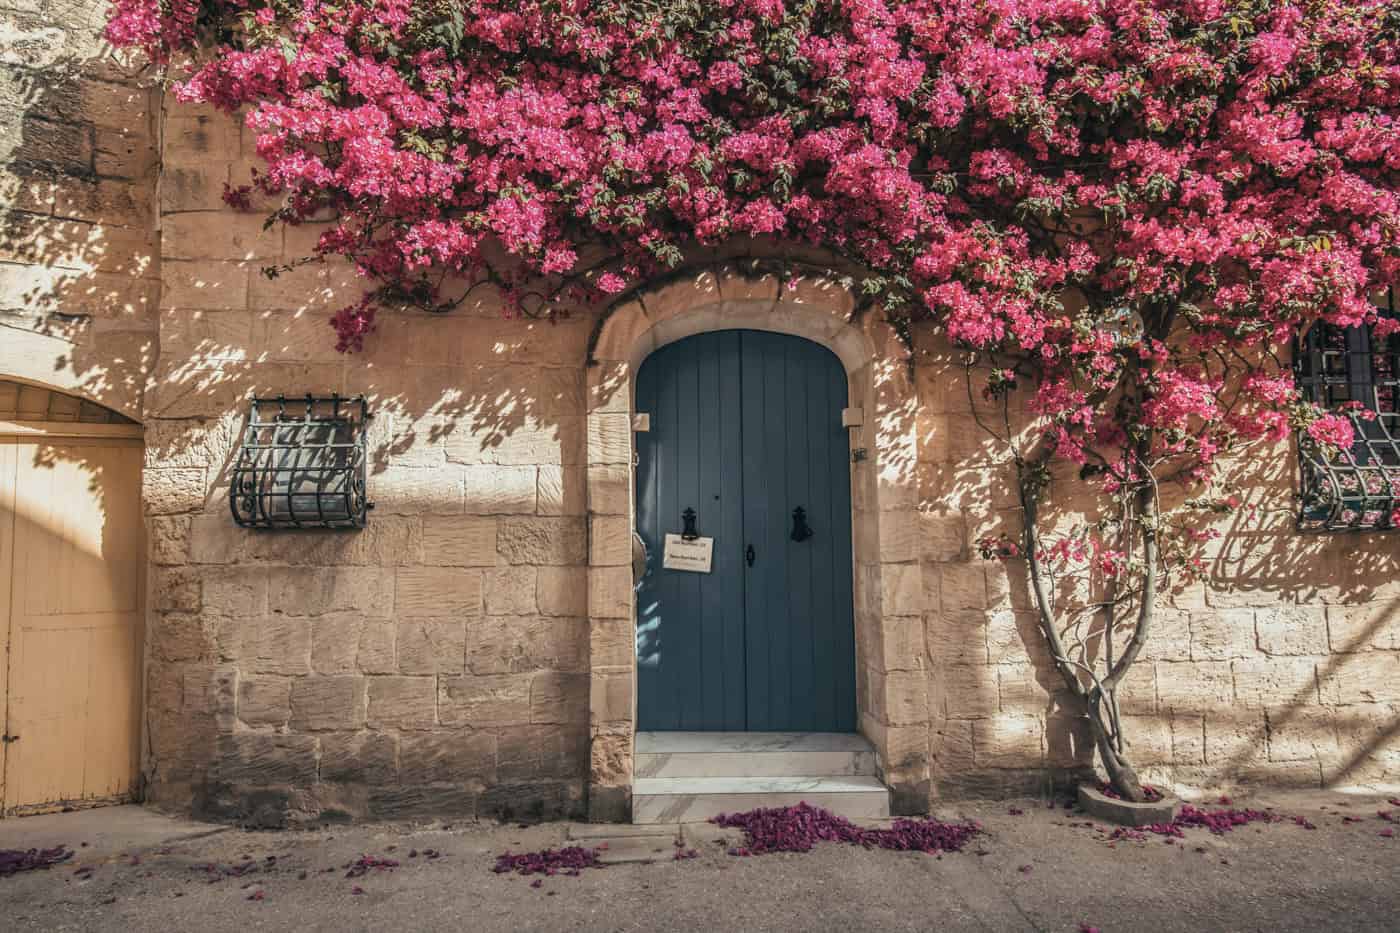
(634, 330, 856, 732)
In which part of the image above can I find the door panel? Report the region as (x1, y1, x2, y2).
(3, 438, 144, 811)
(636, 330, 855, 732)
(636, 332, 747, 730)
(741, 332, 856, 732)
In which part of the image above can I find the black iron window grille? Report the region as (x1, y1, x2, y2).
(1295, 288, 1400, 533)
(230, 395, 371, 529)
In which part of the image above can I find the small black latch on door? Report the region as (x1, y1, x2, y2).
(681, 507, 700, 540)
(791, 506, 813, 542)
(746, 544, 756, 567)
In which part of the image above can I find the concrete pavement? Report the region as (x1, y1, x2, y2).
(2, 791, 1398, 931)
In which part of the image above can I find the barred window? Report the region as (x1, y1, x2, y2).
(230, 395, 371, 529)
(1295, 288, 1400, 533)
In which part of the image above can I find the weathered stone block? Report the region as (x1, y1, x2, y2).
(1170, 715, 1206, 765)
(973, 714, 1044, 768)
(463, 465, 537, 515)
(1266, 707, 1341, 762)
(163, 211, 281, 261)
(536, 465, 585, 516)
(537, 567, 587, 617)
(589, 619, 632, 671)
(586, 515, 631, 567)
(399, 731, 497, 784)
(367, 677, 438, 729)
(465, 615, 588, 675)
(290, 676, 366, 731)
(439, 673, 532, 727)
(320, 732, 398, 785)
(1327, 601, 1400, 653)
(397, 618, 467, 675)
(589, 669, 633, 725)
(531, 672, 590, 725)
(237, 677, 291, 728)
(1232, 657, 1318, 709)
(145, 467, 207, 514)
(938, 561, 987, 611)
(152, 612, 215, 663)
(244, 619, 313, 675)
(310, 614, 396, 675)
(585, 463, 630, 516)
(212, 734, 318, 786)
(1203, 713, 1267, 765)
(939, 664, 999, 720)
(203, 568, 267, 617)
(918, 511, 965, 562)
(1156, 662, 1230, 713)
(880, 562, 924, 616)
(421, 516, 497, 566)
(374, 466, 464, 514)
(1189, 608, 1256, 660)
(269, 567, 394, 618)
(587, 413, 631, 465)
(1255, 607, 1329, 657)
(497, 516, 587, 565)
(369, 787, 477, 820)
(497, 726, 587, 783)
(395, 567, 482, 617)
(587, 566, 633, 620)
(147, 515, 191, 565)
(1319, 652, 1400, 706)
(485, 566, 537, 615)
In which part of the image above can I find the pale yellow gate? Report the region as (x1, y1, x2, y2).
(0, 381, 144, 815)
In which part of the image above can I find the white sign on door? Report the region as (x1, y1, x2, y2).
(662, 534, 714, 573)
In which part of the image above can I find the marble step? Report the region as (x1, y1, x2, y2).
(634, 731, 878, 779)
(632, 775, 890, 824)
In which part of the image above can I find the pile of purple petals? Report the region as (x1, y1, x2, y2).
(492, 846, 601, 877)
(0, 846, 73, 877)
(1108, 804, 1281, 841)
(712, 802, 981, 856)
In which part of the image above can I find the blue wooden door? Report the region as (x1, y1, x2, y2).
(635, 330, 856, 732)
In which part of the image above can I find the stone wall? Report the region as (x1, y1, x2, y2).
(145, 96, 597, 824)
(0, 0, 158, 418)
(3, 8, 1397, 825)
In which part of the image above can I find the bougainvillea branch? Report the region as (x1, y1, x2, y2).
(108, 0, 1400, 800)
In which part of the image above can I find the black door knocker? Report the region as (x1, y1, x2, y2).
(790, 506, 813, 542)
(681, 507, 700, 540)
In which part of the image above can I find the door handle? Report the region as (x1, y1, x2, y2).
(791, 506, 813, 542)
(745, 544, 755, 567)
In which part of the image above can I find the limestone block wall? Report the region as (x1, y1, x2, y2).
(144, 98, 597, 824)
(0, 0, 158, 419)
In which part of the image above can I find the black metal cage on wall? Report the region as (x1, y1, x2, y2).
(230, 395, 371, 529)
(1295, 289, 1400, 533)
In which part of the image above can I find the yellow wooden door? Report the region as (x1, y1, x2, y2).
(0, 432, 144, 814)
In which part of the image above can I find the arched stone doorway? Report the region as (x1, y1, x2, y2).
(582, 266, 925, 820)
(0, 379, 145, 816)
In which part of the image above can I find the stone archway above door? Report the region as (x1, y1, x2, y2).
(582, 265, 925, 822)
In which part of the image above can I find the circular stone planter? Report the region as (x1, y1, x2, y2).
(1078, 783, 1181, 827)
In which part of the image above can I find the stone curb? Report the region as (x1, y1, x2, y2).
(1078, 783, 1181, 827)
